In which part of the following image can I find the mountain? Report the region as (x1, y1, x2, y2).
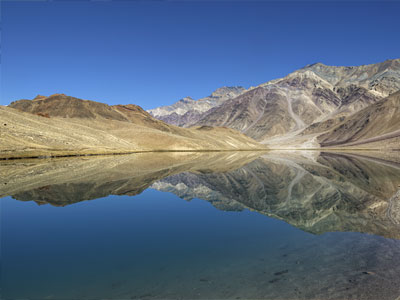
(8, 93, 182, 133)
(317, 91, 400, 148)
(147, 86, 246, 126)
(3, 151, 400, 239)
(148, 59, 400, 149)
(1, 94, 265, 159)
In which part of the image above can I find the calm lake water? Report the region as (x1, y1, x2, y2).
(1, 151, 400, 299)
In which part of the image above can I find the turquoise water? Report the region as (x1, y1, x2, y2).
(1, 152, 400, 299)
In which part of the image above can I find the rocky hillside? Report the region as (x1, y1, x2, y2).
(1, 94, 266, 159)
(149, 59, 400, 149)
(318, 91, 400, 148)
(147, 86, 246, 126)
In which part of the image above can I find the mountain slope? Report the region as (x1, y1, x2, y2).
(1, 94, 266, 159)
(148, 59, 400, 149)
(318, 91, 400, 148)
(195, 59, 399, 141)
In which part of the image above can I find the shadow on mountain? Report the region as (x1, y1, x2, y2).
(1, 151, 400, 239)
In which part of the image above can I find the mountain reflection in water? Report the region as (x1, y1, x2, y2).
(1, 151, 400, 300)
(2, 151, 400, 239)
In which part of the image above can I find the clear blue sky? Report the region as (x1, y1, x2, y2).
(1, 1, 399, 109)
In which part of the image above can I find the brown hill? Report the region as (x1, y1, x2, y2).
(1, 94, 266, 159)
(10, 93, 129, 120)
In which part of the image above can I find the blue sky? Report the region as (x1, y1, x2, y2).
(1, 1, 399, 109)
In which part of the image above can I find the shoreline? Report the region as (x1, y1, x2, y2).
(1, 147, 399, 161)
(0, 148, 270, 160)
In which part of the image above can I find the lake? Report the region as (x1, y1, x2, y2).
(1, 151, 400, 299)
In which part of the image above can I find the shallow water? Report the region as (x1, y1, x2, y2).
(1, 151, 400, 299)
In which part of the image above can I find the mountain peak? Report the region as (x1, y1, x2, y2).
(48, 93, 67, 98)
(179, 96, 195, 103)
(33, 95, 47, 100)
(211, 86, 245, 98)
(305, 62, 326, 68)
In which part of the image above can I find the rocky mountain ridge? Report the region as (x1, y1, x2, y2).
(148, 59, 400, 149)
(147, 86, 246, 126)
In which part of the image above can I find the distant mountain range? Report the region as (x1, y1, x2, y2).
(148, 86, 246, 126)
(1, 94, 264, 159)
(148, 59, 400, 149)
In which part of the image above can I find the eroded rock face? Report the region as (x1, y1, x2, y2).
(3, 151, 400, 239)
(155, 110, 205, 127)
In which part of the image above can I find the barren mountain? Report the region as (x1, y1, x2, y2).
(273, 91, 400, 149)
(149, 59, 400, 149)
(317, 91, 400, 148)
(147, 86, 246, 126)
(1, 94, 265, 159)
